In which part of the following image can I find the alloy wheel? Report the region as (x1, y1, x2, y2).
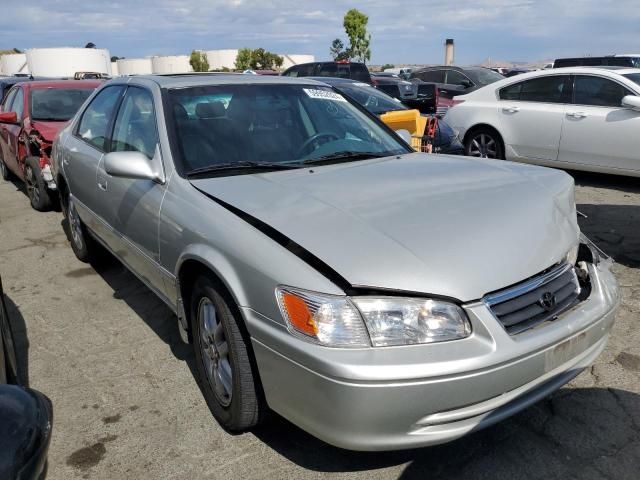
(198, 297, 233, 407)
(468, 133, 498, 159)
(25, 166, 40, 205)
(67, 197, 84, 251)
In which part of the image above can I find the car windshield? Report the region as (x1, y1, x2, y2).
(466, 68, 504, 86)
(168, 84, 409, 175)
(336, 83, 407, 115)
(622, 73, 640, 87)
(30, 88, 94, 121)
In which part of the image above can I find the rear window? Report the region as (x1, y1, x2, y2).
(465, 68, 504, 86)
(30, 88, 94, 121)
(349, 63, 371, 83)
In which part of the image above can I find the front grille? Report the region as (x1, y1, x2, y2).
(484, 263, 581, 335)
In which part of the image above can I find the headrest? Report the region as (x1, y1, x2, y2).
(196, 101, 226, 119)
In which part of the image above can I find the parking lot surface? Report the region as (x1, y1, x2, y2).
(0, 170, 639, 480)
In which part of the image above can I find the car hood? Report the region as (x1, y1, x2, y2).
(190, 153, 579, 302)
(30, 120, 66, 142)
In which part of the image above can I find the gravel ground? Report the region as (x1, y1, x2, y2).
(0, 170, 638, 480)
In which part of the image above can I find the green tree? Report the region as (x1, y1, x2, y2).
(235, 48, 283, 70)
(330, 39, 345, 60)
(343, 8, 371, 63)
(190, 50, 210, 72)
(235, 48, 253, 70)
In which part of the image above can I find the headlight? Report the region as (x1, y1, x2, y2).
(276, 287, 370, 347)
(353, 297, 471, 346)
(276, 287, 471, 348)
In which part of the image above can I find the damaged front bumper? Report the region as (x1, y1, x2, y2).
(245, 236, 619, 451)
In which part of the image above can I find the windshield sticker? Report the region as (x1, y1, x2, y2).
(303, 88, 347, 102)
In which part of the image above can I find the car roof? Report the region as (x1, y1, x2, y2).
(119, 73, 330, 89)
(20, 79, 103, 89)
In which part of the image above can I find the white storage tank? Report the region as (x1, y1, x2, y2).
(204, 49, 238, 71)
(26, 48, 111, 77)
(116, 58, 153, 75)
(280, 54, 315, 70)
(151, 55, 192, 74)
(0, 53, 29, 75)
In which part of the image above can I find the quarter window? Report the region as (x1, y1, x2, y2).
(110, 87, 158, 159)
(573, 75, 632, 107)
(76, 86, 125, 151)
(499, 76, 571, 103)
(2, 88, 17, 111)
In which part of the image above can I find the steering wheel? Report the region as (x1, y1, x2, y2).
(297, 132, 340, 157)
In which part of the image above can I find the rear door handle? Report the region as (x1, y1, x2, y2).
(502, 106, 520, 113)
(567, 111, 587, 119)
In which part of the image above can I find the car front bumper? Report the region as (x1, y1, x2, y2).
(245, 261, 619, 451)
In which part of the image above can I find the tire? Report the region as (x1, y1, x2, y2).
(465, 128, 504, 160)
(190, 275, 262, 431)
(0, 155, 13, 181)
(63, 191, 97, 263)
(24, 157, 52, 211)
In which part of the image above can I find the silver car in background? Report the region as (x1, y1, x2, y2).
(51, 74, 619, 451)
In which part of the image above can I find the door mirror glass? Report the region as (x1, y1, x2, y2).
(0, 111, 17, 123)
(621, 95, 640, 111)
(104, 148, 163, 182)
(460, 79, 473, 88)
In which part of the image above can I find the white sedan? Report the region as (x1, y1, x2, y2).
(444, 67, 640, 177)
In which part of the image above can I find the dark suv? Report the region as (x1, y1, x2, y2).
(409, 66, 503, 97)
(282, 61, 372, 83)
(554, 56, 640, 68)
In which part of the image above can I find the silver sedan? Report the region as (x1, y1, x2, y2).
(51, 74, 619, 451)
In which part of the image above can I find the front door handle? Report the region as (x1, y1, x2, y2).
(502, 106, 520, 113)
(567, 111, 587, 119)
(98, 178, 108, 191)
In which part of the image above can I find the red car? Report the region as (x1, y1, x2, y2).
(0, 80, 101, 210)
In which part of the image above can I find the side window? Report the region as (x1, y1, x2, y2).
(518, 76, 571, 103)
(415, 70, 445, 83)
(110, 87, 158, 159)
(11, 88, 24, 121)
(574, 75, 632, 107)
(499, 82, 522, 100)
(284, 66, 300, 77)
(446, 70, 473, 87)
(2, 88, 17, 111)
(76, 86, 125, 151)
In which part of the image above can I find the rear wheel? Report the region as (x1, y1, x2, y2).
(24, 157, 52, 211)
(63, 191, 98, 263)
(465, 128, 504, 159)
(0, 156, 12, 181)
(190, 275, 262, 431)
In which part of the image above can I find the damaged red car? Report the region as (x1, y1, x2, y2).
(0, 80, 100, 210)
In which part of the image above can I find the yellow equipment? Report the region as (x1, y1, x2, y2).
(379, 109, 426, 151)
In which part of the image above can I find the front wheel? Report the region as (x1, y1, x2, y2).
(0, 156, 13, 181)
(190, 276, 262, 431)
(465, 128, 504, 159)
(24, 157, 52, 211)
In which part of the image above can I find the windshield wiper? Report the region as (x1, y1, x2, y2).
(298, 151, 393, 166)
(186, 161, 298, 178)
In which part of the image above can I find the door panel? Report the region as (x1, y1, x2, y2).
(498, 75, 572, 161)
(558, 75, 640, 173)
(67, 85, 125, 235)
(98, 86, 166, 293)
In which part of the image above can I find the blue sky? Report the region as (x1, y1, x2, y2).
(1, 0, 639, 64)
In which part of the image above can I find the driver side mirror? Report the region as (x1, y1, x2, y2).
(104, 146, 165, 183)
(0, 111, 18, 124)
(395, 129, 412, 144)
(459, 79, 473, 89)
(621, 95, 640, 111)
